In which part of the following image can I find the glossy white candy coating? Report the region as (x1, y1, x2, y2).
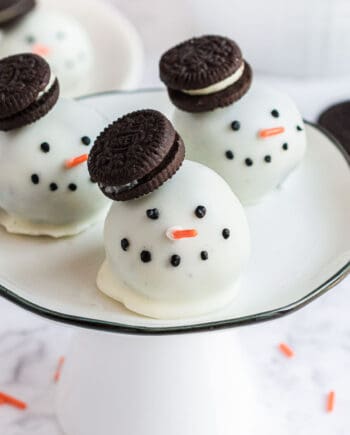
(173, 85, 307, 204)
(0, 99, 109, 236)
(98, 160, 250, 319)
(0, 9, 93, 95)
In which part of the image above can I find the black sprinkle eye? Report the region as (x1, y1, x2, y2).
(264, 155, 272, 163)
(146, 208, 159, 220)
(50, 182, 58, 191)
(195, 205, 206, 218)
(271, 109, 279, 118)
(296, 125, 303, 131)
(245, 158, 253, 166)
(225, 150, 234, 160)
(31, 173, 39, 184)
(26, 35, 35, 44)
(231, 121, 240, 131)
(200, 251, 209, 261)
(140, 250, 152, 263)
(282, 143, 288, 151)
(121, 238, 129, 251)
(68, 183, 77, 191)
(81, 136, 91, 145)
(40, 142, 50, 153)
(222, 228, 230, 239)
(170, 255, 181, 267)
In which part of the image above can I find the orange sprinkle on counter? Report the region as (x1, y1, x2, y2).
(54, 356, 65, 382)
(0, 392, 27, 410)
(327, 391, 335, 413)
(278, 342, 295, 358)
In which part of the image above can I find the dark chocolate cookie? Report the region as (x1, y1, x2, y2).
(167, 62, 252, 113)
(159, 35, 252, 112)
(318, 102, 350, 155)
(0, 0, 35, 27)
(88, 109, 185, 201)
(0, 53, 59, 131)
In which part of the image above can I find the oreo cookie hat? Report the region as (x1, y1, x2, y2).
(159, 35, 252, 113)
(0, 53, 59, 131)
(88, 109, 185, 201)
(0, 0, 35, 27)
(318, 102, 350, 155)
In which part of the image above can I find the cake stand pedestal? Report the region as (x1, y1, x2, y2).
(56, 328, 256, 435)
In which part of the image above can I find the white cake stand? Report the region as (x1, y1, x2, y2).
(0, 90, 349, 435)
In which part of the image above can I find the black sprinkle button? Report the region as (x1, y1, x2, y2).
(225, 150, 234, 160)
(140, 250, 152, 263)
(121, 238, 130, 251)
(170, 254, 181, 267)
(200, 251, 209, 260)
(146, 208, 159, 220)
(222, 228, 230, 239)
(195, 205, 206, 218)
(31, 173, 39, 184)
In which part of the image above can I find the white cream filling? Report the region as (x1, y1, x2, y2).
(36, 73, 56, 101)
(100, 180, 139, 195)
(182, 62, 245, 96)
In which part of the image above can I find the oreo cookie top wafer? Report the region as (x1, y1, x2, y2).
(159, 35, 252, 112)
(0, 0, 35, 27)
(318, 102, 350, 155)
(88, 109, 185, 201)
(0, 53, 59, 131)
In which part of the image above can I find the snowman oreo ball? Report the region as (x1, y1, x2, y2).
(0, 53, 109, 237)
(0, 3, 93, 96)
(88, 109, 250, 319)
(160, 35, 307, 204)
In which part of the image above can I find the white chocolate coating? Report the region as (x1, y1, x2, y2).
(98, 161, 250, 319)
(0, 9, 93, 95)
(0, 99, 110, 237)
(173, 84, 307, 204)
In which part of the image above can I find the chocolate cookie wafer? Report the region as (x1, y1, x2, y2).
(88, 109, 185, 201)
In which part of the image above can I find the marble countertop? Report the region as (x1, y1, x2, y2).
(0, 0, 350, 434)
(0, 276, 349, 435)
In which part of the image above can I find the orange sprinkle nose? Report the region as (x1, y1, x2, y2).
(327, 391, 335, 413)
(259, 126, 285, 138)
(65, 154, 88, 169)
(32, 43, 51, 57)
(172, 229, 198, 240)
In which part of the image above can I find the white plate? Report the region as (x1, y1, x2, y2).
(39, 0, 143, 96)
(0, 89, 349, 334)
